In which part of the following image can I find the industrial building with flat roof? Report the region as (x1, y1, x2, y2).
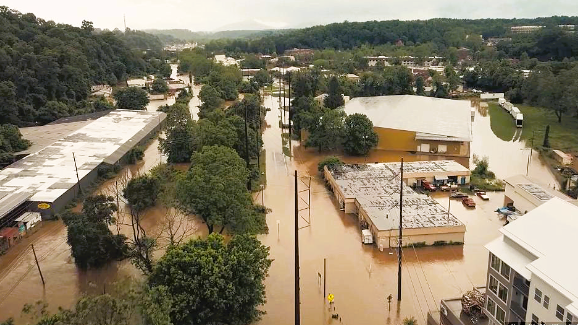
(324, 161, 468, 249)
(0, 110, 166, 223)
(503, 174, 577, 214)
(343, 96, 472, 161)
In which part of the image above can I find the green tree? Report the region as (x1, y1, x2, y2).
(198, 85, 224, 117)
(175, 145, 265, 234)
(123, 175, 160, 213)
(160, 102, 195, 163)
(151, 78, 169, 94)
(305, 109, 345, 152)
(22, 280, 172, 325)
(158, 63, 172, 78)
(543, 125, 550, 148)
(114, 87, 150, 110)
(415, 76, 426, 96)
(342, 113, 379, 156)
(253, 69, 271, 87)
(324, 76, 344, 109)
(403, 316, 418, 325)
(444, 65, 461, 92)
(63, 196, 127, 269)
(149, 234, 272, 325)
(318, 156, 344, 172)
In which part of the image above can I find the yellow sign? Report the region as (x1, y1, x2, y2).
(327, 294, 334, 303)
(37, 203, 51, 210)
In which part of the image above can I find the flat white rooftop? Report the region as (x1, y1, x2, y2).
(505, 174, 576, 203)
(330, 162, 464, 231)
(343, 95, 472, 142)
(0, 110, 165, 203)
(492, 198, 578, 314)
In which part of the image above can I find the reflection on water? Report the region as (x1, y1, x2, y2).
(0, 78, 199, 322)
(0, 94, 559, 324)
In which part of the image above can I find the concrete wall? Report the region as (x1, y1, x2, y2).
(504, 183, 540, 214)
(527, 275, 574, 323)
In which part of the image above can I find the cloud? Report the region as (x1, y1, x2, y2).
(2, 0, 578, 31)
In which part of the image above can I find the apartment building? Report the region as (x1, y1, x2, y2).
(483, 198, 578, 325)
(510, 26, 544, 34)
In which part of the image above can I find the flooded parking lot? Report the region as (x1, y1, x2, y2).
(0, 94, 559, 324)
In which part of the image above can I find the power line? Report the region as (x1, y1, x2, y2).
(400, 248, 427, 323)
(410, 244, 439, 312)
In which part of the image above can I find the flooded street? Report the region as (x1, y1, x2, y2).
(0, 92, 559, 324)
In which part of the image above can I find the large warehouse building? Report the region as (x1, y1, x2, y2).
(0, 110, 166, 225)
(343, 95, 472, 161)
(324, 161, 468, 249)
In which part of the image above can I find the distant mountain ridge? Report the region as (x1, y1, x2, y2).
(143, 28, 291, 44)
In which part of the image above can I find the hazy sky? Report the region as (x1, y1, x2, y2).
(3, 0, 578, 31)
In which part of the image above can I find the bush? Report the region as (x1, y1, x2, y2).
(318, 156, 344, 172)
(125, 146, 145, 164)
(97, 164, 121, 179)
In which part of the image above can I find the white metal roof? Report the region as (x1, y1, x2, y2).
(504, 174, 575, 203)
(343, 95, 472, 142)
(499, 198, 578, 311)
(0, 110, 165, 204)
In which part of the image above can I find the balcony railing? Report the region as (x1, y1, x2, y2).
(513, 276, 529, 296)
(510, 301, 527, 320)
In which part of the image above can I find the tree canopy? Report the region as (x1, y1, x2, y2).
(0, 7, 165, 125)
(342, 113, 379, 156)
(114, 87, 150, 110)
(148, 234, 272, 325)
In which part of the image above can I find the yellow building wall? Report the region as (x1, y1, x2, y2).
(374, 127, 469, 158)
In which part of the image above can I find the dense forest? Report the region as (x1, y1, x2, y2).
(0, 6, 166, 126)
(204, 17, 578, 55)
(144, 28, 288, 44)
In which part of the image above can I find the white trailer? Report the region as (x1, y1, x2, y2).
(361, 229, 373, 244)
(499, 100, 523, 128)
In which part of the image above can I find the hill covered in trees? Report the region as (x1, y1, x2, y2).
(0, 6, 166, 126)
(144, 28, 289, 44)
(204, 17, 578, 56)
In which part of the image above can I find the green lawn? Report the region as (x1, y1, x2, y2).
(488, 102, 578, 153)
(517, 104, 578, 153)
(488, 102, 517, 142)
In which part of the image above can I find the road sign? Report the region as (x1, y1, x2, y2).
(327, 293, 334, 303)
(37, 203, 51, 210)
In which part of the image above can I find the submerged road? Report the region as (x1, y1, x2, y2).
(0, 90, 557, 324)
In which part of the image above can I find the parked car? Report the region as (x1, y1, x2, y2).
(422, 181, 437, 191)
(450, 192, 468, 199)
(440, 184, 459, 191)
(476, 191, 490, 200)
(462, 197, 476, 208)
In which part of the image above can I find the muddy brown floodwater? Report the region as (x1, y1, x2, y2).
(0, 93, 557, 324)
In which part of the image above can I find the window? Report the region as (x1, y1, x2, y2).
(438, 144, 447, 153)
(487, 297, 496, 316)
(567, 313, 573, 323)
(491, 253, 501, 271)
(531, 314, 539, 325)
(498, 283, 508, 303)
(557, 305, 565, 321)
(534, 288, 542, 303)
(489, 275, 498, 294)
(500, 262, 511, 280)
(496, 306, 506, 325)
(543, 295, 549, 309)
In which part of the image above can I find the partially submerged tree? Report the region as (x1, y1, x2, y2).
(149, 234, 272, 325)
(114, 87, 149, 110)
(63, 195, 127, 269)
(342, 113, 379, 156)
(324, 76, 345, 109)
(305, 109, 345, 152)
(175, 145, 265, 234)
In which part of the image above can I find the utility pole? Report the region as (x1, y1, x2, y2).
(31, 244, 45, 285)
(72, 152, 82, 196)
(526, 130, 535, 176)
(244, 104, 251, 190)
(323, 258, 327, 300)
(398, 158, 403, 301)
(123, 14, 127, 31)
(294, 170, 301, 325)
(288, 71, 292, 138)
